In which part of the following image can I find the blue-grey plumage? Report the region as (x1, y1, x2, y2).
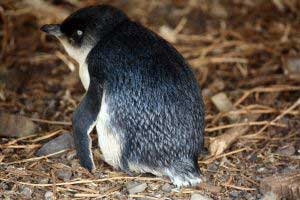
(41, 5, 205, 187)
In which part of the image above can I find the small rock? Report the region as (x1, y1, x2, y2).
(161, 183, 173, 192)
(0, 113, 37, 137)
(126, 182, 147, 194)
(261, 192, 279, 200)
(36, 132, 74, 156)
(56, 169, 72, 181)
(44, 191, 53, 200)
(257, 167, 266, 173)
(207, 162, 219, 171)
(20, 187, 32, 199)
(247, 153, 257, 162)
(286, 57, 300, 74)
(39, 178, 49, 184)
(282, 165, 298, 173)
(229, 190, 239, 198)
(276, 145, 295, 156)
(256, 193, 262, 199)
(190, 193, 212, 200)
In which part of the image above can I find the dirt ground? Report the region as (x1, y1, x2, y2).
(0, 0, 300, 199)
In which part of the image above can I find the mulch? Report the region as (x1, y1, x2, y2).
(0, 0, 299, 199)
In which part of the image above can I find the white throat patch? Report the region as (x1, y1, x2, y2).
(59, 39, 93, 90)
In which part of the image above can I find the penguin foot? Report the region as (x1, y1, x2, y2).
(167, 173, 202, 188)
(163, 160, 203, 187)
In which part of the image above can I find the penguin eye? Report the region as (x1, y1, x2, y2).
(68, 29, 83, 46)
(76, 30, 83, 37)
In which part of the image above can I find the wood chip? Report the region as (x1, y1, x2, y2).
(211, 92, 239, 122)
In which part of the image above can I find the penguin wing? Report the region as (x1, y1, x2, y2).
(72, 77, 103, 171)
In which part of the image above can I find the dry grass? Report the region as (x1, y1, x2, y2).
(0, 0, 300, 199)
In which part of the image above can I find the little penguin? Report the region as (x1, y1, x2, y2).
(41, 5, 205, 187)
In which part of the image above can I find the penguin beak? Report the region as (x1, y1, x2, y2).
(40, 24, 62, 37)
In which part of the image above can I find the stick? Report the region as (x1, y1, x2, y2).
(0, 176, 167, 187)
(30, 118, 71, 126)
(205, 120, 286, 132)
(0, 149, 69, 165)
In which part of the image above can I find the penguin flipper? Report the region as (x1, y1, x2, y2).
(72, 77, 103, 172)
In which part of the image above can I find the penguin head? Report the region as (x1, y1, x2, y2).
(41, 5, 128, 63)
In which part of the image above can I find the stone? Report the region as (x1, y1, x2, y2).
(286, 57, 300, 74)
(126, 182, 147, 194)
(276, 145, 295, 156)
(190, 193, 212, 200)
(161, 183, 173, 192)
(20, 187, 33, 199)
(257, 167, 266, 173)
(36, 132, 74, 156)
(39, 178, 49, 184)
(261, 192, 279, 200)
(56, 169, 72, 181)
(44, 191, 54, 200)
(229, 190, 239, 198)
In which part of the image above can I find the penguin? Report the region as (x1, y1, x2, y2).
(41, 5, 205, 187)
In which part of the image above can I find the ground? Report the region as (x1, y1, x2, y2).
(0, 0, 300, 199)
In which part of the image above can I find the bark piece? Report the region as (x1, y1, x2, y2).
(260, 171, 300, 200)
(210, 92, 258, 156)
(209, 114, 260, 156)
(0, 113, 37, 137)
(209, 93, 280, 156)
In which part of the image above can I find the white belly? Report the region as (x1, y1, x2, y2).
(96, 93, 122, 168)
(79, 62, 90, 90)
